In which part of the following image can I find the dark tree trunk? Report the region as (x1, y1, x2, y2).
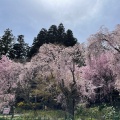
(10, 105, 14, 120)
(66, 98, 75, 120)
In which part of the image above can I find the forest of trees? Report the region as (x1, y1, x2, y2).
(0, 23, 77, 61)
(1, 23, 120, 119)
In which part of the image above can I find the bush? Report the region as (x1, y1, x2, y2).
(75, 104, 120, 120)
(17, 102, 43, 110)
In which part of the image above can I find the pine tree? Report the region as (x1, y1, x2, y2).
(64, 29, 77, 47)
(28, 28, 47, 59)
(0, 28, 15, 58)
(9, 35, 29, 62)
(47, 25, 58, 44)
(57, 23, 66, 44)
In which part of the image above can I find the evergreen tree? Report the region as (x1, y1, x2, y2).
(0, 37, 2, 58)
(28, 28, 47, 58)
(47, 25, 58, 44)
(0, 28, 15, 58)
(64, 29, 77, 47)
(37, 28, 47, 45)
(57, 23, 66, 44)
(9, 35, 29, 62)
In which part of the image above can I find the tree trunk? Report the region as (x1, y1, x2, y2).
(10, 105, 14, 120)
(66, 98, 75, 120)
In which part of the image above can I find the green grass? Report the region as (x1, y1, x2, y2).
(1, 106, 120, 120)
(75, 104, 120, 120)
(0, 110, 66, 120)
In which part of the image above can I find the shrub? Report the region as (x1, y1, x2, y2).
(75, 104, 120, 120)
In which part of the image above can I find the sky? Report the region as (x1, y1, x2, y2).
(0, 0, 120, 45)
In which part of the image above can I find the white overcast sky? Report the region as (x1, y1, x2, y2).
(0, 0, 120, 45)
